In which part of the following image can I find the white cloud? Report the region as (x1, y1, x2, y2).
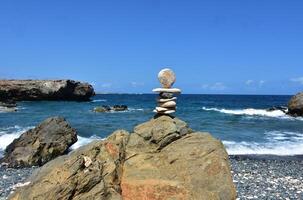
(259, 80, 265, 86)
(291, 77, 303, 85)
(245, 80, 254, 85)
(202, 82, 226, 91)
(245, 80, 265, 87)
(130, 82, 144, 87)
(101, 83, 112, 88)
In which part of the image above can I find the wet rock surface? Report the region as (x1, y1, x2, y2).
(0, 80, 95, 102)
(8, 116, 236, 200)
(0, 117, 77, 168)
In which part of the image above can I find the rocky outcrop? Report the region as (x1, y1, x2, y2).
(9, 116, 236, 200)
(9, 130, 128, 200)
(93, 105, 128, 112)
(1, 117, 77, 168)
(0, 100, 17, 112)
(288, 92, 303, 116)
(0, 80, 95, 101)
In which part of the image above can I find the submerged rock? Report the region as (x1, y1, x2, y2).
(112, 105, 128, 111)
(9, 116, 236, 200)
(0, 100, 17, 112)
(0, 80, 95, 101)
(93, 105, 128, 112)
(267, 106, 288, 113)
(93, 105, 111, 112)
(288, 92, 303, 116)
(0, 117, 77, 168)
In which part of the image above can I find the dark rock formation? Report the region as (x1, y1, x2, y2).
(1, 117, 77, 168)
(0, 100, 17, 112)
(288, 92, 303, 116)
(9, 116, 236, 200)
(93, 105, 111, 112)
(0, 80, 95, 101)
(93, 105, 128, 112)
(267, 106, 288, 113)
(112, 105, 128, 111)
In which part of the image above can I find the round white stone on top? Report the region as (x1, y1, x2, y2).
(158, 68, 176, 88)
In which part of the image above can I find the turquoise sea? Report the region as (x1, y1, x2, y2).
(1, 94, 302, 157)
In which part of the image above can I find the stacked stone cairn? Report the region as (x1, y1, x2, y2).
(153, 68, 181, 115)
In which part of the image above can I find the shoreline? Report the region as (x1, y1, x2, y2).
(230, 154, 303, 161)
(1, 155, 303, 199)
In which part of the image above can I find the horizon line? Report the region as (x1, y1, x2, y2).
(95, 92, 294, 96)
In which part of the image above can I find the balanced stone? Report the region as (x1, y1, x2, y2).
(159, 92, 174, 99)
(163, 110, 175, 114)
(157, 97, 177, 103)
(155, 107, 169, 112)
(158, 68, 176, 88)
(158, 101, 176, 108)
(152, 88, 181, 93)
(153, 109, 176, 114)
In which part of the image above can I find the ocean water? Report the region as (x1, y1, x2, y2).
(0, 94, 302, 157)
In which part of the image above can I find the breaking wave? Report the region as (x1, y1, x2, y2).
(202, 107, 303, 120)
(91, 99, 107, 103)
(223, 130, 303, 155)
(0, 126, 33, 151)
(69, 135, 103, 150)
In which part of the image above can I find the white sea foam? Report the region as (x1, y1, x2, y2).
(202, 107, 303, 120)
(70, 135, 103, 150)
(107, 108, 145, 113)
(223, 130, 303, 155)
(223, 140, 303, 155)
(0, 126, 33, 150)
(91, 99, 107, 102)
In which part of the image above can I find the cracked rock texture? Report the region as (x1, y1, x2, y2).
(288, 92, 303, 116)
(9, 115, 236, 200)
(1, 117, 78, 168)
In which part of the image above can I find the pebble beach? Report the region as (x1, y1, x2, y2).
(1, 156, 302, 199)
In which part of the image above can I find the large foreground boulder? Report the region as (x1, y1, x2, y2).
(0, 80, 95, 101)
(1, 117, 78, 168)
(288, 92, 303, 116)
(9, 116, 236, 200)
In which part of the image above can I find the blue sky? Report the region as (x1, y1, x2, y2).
(0, 0, 302, 94)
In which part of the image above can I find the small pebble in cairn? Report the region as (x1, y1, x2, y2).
(152, 68, 181, 115)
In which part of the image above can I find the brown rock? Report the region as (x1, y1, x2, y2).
(288, 92, 303, 116)
(122, 116, 236, 200)
(9, 130, 129, 200)
(1, 117, 77, 168)
(9, 116, 236, 200)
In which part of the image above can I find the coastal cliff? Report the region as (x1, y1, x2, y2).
(9, 115, 236, 200)
(0, 80, 95, 101)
